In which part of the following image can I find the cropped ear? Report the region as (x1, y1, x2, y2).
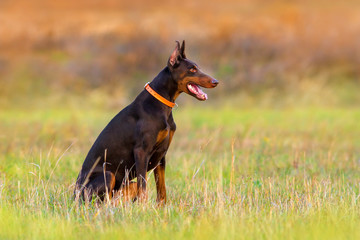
(180, 40, 186, 58)
(168, 41, 181, 67)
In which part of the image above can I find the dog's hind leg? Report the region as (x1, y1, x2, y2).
(83, 171, 116, 202)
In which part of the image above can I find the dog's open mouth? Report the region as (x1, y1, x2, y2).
(187, 83, 208, 100)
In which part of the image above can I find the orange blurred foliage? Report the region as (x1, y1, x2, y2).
(0, 0, 359, 102)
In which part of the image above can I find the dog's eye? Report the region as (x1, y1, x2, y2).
(189, 67, 197, 73)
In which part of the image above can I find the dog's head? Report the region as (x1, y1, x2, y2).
(167, 41, 218, 101)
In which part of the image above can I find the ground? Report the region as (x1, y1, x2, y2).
(1, 103, 359, 239)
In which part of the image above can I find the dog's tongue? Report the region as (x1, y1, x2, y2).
(188, 83, 208, 100)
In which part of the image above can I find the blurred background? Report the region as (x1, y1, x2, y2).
(1, 0, 360, 109)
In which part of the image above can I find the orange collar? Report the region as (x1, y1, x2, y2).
(144, 82, 176, 108)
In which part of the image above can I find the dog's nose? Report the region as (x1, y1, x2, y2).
(211, 79, 219, 86)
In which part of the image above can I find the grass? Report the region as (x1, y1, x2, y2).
(1, 103, 360, 239)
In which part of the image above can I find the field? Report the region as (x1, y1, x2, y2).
(1, 0, 360, 239)
(1, 103, 360, 239)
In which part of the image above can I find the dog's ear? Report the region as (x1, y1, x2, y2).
(168, 41, 181, 67)
(180, 40, 186, 58)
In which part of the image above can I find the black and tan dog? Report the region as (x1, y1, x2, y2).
(74, 41, 218, 204)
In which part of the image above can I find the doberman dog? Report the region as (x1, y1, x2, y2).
(74, 40, 218, 204)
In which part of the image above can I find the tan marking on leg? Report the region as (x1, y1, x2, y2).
(112, 182, 138, 205)
(108, 174, 116, 198)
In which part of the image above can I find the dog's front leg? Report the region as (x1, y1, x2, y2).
(154, 157, 166, 205)
(134, 147, 149, 202)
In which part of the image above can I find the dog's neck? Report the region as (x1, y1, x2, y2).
(149, 67, 180, 104)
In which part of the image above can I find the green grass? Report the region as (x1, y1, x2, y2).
(1, 104, 360, 239)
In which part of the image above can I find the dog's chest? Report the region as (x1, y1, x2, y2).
(154, 115, 176, 148)
(147, 132, 170, 169)
(150, 115, 176, 156)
